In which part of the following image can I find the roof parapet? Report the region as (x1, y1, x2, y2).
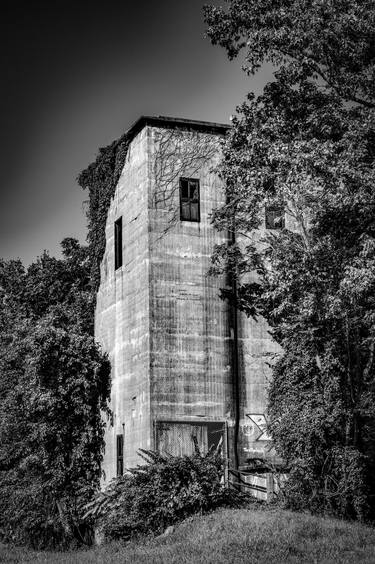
(124, 115, 230, 143)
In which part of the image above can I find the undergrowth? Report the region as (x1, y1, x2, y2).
(83, 449, 250, 541)
(77, 136, 129, 291)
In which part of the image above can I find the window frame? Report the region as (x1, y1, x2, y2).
(265, 205, 285, 230)
(114, 217, 123, 270)
(116, 434, 124, 477)
(179, 177, 200, 223)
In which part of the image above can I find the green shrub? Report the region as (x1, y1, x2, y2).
(0, 243, 111, 550)
(84, 449, 248, 541)
(279, 447, 369, 520)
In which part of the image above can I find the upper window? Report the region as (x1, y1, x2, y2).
(180, 178, 200, 222)
(114, 217, 123, 270)
(265, 206, 285, 230)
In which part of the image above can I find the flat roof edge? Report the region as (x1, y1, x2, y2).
(125, 115, 230, 142)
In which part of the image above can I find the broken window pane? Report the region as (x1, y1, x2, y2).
(181, 178, 189, 200)
(190, 184, 199, 201)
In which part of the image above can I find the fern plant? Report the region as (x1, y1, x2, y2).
(83, 449, 249, 541)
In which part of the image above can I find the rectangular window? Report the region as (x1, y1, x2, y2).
(116, 434, 124, 476)
(114, 217, 123, 270)
(180, 178, 200, 222)
(265, 206, 285, 230)
(155, 421, 224, 457)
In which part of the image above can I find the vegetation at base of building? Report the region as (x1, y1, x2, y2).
(204, 0, 375, 520)
(77, 136, 129, 291)
(0, 239, 111, 549)
(3, 508, 375, 563)
(83, 449, 249, 542)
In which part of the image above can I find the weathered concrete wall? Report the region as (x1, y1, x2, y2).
(237, 224, 284, 463)
(238, 282, 282, 461)
(147, 125, 281, 464)
(95, 126, 151, 481)
(148, 127, 231, 428)
(95, 120, 282, 483)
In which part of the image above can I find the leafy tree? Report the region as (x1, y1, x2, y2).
(0, 240, 111, 547)
(204, 0, 375, 107)
(23, 237, 94, 330)
(204, 1, 375, 518)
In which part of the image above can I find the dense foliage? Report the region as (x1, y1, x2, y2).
(204, 0, 375, 108)
(78, 136, 129, 291)
(84, 449, 248, 541)
(204, 1, 375, 519)
(0, 240, 111, 548)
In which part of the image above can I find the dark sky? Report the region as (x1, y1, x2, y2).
(0, 1, 272, 265)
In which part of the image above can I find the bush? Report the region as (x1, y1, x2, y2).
(84, 449, 248, 541)
(0, 484, 92, 550)
(279, 447, 369, 521)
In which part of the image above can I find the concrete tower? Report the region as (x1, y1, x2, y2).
(94, 117, 280, 484)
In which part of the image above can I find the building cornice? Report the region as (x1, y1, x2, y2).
(124, 115, 230, 143)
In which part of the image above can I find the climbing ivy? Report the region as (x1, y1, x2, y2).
(78, 135, 129, 291)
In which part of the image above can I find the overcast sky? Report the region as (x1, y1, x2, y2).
(0, 1, 273, 265)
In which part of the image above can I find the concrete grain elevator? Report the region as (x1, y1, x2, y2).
(94, 116, 280, 483)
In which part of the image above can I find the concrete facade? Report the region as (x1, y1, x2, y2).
(95, 117, 281, 484)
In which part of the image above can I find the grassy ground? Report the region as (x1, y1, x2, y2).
(1, 508, 375, 563)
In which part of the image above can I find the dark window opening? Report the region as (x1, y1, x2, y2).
(265, 206, 285, 229)
(207, 422, 225, 451)
(180, 178, 200, 222)
(116, 434, 124, 476)
(114, 217, 123, 270)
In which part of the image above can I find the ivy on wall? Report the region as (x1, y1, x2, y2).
(78, 135, 129, 291)
(78, 123, 223, 292)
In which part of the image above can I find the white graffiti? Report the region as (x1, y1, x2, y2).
(245, 414, 272, 441)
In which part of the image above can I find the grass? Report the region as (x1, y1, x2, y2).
(1, 508, 375, 563)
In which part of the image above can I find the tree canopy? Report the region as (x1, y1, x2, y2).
(204, 0, 375, 107)
(204, 0, 375, 518)
(0, 240, 111, 548)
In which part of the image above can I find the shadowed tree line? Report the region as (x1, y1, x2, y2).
(0, 239, 111, 548)
(204, 0, 375, 519)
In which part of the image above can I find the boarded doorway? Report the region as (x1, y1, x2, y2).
(155, 421, 224, 456)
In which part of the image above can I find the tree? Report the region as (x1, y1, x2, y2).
(204, 0, 375, 107)
(204, 1, 375, 518)
(0, 240, 111, 547)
